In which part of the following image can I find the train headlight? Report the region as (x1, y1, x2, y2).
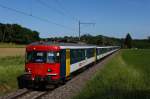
(47, 69, 51, 72)
(28, 68, 31, 73)
(25, 68, 31, 72)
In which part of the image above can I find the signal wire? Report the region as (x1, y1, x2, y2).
(0, 3, 76, 31)
(35, 0, 79, 22)
(54, 0, 79, 22)
(35, 0, 65, 16)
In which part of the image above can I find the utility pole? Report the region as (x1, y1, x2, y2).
(78, 20, 95, 41)
(79, 21, 81, 41)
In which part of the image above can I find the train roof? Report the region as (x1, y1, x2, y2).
(97, 46, 120, 48)
(27, 42, 96, 50)
(27, 41, 120, 50)
(29, 42, 96, 47)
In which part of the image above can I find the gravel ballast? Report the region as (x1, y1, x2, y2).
(41, 52, 119, 99)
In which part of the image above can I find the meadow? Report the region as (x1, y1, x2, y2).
(0, 56, 24, 95)
(0, 46, 25, 95)
(74, 49, 150, 99)
(0, 43, 25, 48)
(0, 43, 25, 57)
(0, 48, 25, 57)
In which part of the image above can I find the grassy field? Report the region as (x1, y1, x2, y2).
(74, 49, 150, 99)
(0, 43, 25, 58)
(0, 43, 25, 48)
(0, 56, 24, 96)
(0, 44, 26, 96)
(0, 48, 25, 57)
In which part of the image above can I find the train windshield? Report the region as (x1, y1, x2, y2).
(26, 51, 59, 63)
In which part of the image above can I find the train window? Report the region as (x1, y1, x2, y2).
(70, 49, 74, 64)
(47, 52, 59, 63)
(78, 49, 85, 61)
(70, 49, 76, 64)
(26, 51, 59, 63)
(70, 49, 85, 64)
(97, 48, 101, 55)
(70, 49, 78, 64)
(26, 51, 47, 63)
(81, 49, 85, 60)
(86, 48, 94, 58)
(102, 48, 107, 53)
(101, 48, 105, 54)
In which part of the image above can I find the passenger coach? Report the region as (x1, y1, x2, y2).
(18, 42, 120, 88)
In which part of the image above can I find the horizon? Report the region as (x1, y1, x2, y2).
(0, 0, 150, 39)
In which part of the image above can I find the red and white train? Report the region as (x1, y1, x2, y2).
(18, 42, 120, 88)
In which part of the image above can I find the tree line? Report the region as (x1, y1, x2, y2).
(0, 23, 40, 44)
(47, 33, 150, 49)
(0, 23, 149, 49)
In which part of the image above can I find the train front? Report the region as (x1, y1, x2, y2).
(24, 44, 61, 86)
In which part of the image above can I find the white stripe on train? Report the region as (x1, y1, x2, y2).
(70, 48, 119, 73)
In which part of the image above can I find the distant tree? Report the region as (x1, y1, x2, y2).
(81, 34, 93, 44)
(148, 36, 150, 42)
(0, 23, 3, 42)
(0, 23, 6, 42)
(124, 33, 132, 48)
(0, 23, 40, 44)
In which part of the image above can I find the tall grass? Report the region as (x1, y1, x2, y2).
(74, 49, 150, 99)
(0, 43, 25, 48)
(0, 56, 24, 95)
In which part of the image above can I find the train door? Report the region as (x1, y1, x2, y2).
(66, 49, 70, 78)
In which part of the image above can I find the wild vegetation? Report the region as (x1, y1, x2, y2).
(0, 43, 25, 48)
(132, 39, 150, 49)
(0, 23, 40, 44)
(74, 49, 150, 99)
(124, 33, 132, 48)
(0, 56, 24, 95)
(0, 48, 25, 57)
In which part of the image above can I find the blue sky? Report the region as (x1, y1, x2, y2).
(0, 0, 150, 39)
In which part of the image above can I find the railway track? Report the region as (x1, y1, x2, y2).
(0, 89, 29, 99)
(11, 90, 31, 99)
(0, 85, 56, 99)
(0, 89, 50, 99)
(16, 90, 47, 99)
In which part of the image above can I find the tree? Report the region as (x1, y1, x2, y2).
(148, 36, 150, 42)
(0, 23, 3, 41)
(0, 23, 40, 44)
(124, 33, 132, 48)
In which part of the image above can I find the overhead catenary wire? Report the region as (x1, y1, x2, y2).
(54, 0, 79, 22)
(36, 0, 79, 22)
(35, 0, 65, 16)
(0, 3, 76, 31)
(53, 0, 96, 41)
(30, 0, 33, 16)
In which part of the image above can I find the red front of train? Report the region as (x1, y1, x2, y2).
(24, 44, 61, 84)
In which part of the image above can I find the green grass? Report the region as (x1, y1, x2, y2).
(0, 56, 24, 96)
(0, 43, 25, 48)
(74, 49, 150, 99)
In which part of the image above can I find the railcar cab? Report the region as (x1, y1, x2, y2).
(25, 42, 61, 84)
